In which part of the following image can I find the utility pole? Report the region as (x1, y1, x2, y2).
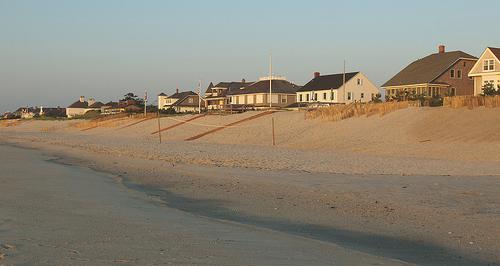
(343, 60, 346, 104)
(144, 89, 148, 118)
(269, 53, 273, 109)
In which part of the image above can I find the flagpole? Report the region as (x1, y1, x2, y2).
(198, 80, 202, 114)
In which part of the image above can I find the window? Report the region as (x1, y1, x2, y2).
(450, 88, 456, 96)
(306, 94, 310, 101)
(314, 93, 318, 101)
(299, 94, 303, 102)
(188, 98, 193, 103)
(330, 91, 335, 100)
(457, 70, 462, 79)
(361, 93, 364, 98)
(347, 92, 352, 100)
(323, 93, 327, 100)
(484, 60, 495, 71)
(450, 69, 455, 78)
(357, 79, 362, 85)
(281, 97, 287, 103)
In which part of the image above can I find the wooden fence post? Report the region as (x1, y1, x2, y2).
(157, 111, 162, 144)
(272, 117, 275, 146)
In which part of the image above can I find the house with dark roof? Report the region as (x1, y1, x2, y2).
(158, 89, 197, 110)
(171, 94, 205, 113)
(227, 77, 300, 108)
(101, 101, 123, 115)
(204, 79, 253, 110)
(66, 96, 102, 118)
(468, 47, 500, 95)
(158, 90, 204, 112)
(297, 72, 379, 105)
(382, 45, 477, 99)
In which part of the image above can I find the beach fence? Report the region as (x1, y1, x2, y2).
(71, 113, 133, 130)
(305, 101, 420, 122)
(443, 95, 500, 109)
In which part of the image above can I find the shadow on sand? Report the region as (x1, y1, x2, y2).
(121, 178, 497, 266)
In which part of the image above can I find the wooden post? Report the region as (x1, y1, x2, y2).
(272, 117, 275, 146)
(157, 111, 162, 144)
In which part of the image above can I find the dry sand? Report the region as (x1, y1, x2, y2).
(1, 107, 500, 264)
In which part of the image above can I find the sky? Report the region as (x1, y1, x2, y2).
(1, 0, 499, 113)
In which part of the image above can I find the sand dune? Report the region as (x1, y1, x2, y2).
(1, 108, 500, 180)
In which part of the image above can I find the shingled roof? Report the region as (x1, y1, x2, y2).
(206, 81, 252, 93)
(205, 81, 254, 99)
(297, 72, 359, 92)
(67, 101, 89, 108)
(488, 47, 500, 61)
(89, 102, 104, 108)
(382, 51, 477, 87)
(168, 91, 197, 99)
(172, 95, 203, 107)
(227, 79, 300, 95)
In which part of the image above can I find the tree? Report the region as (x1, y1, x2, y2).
(121, 92, 144, 106)
(482, 82, 498, 96)
(122, 92, 139, 101)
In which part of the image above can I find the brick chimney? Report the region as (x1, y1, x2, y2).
(176, 88, 179, 94)
(79, 96, 85, 103)
(88, 98, 95, 106)
(242, 78, 246, 83)
(314, 72, 321, 78)
(438, 45, 446, 54)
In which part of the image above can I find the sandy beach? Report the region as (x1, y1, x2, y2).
(1, 107, 500, 265)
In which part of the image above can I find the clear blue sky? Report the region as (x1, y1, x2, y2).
(1, 0, 498, 112)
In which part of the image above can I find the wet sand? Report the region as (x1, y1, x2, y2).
(0, 144, 406, 265)
(1, 141, 499, 265)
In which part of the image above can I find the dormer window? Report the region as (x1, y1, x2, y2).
(484, 60, 495, 71)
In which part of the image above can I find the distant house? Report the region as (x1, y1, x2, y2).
(66, 96, 101, 118)
(382, 45, 477, 98)
(101, 101, 122, 115)
(297, 72, 379, 104)
(204, 80, 253, 110)
(14, 106, 66, 119)
(468, 47, 500, 95)
(2, 112, 18, 120)
(158, 90, 197, 110)
(39, 107, 66, 117)
(227, 77, 300, 108)
(157, 90, 204, 112)
(18, 107, 37, 119)
(171, 94, 205, 113)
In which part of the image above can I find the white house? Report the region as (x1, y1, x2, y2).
(296, 72, 379, 104)
(66, 96, 102, 118)
(468, 47, 500, 95)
